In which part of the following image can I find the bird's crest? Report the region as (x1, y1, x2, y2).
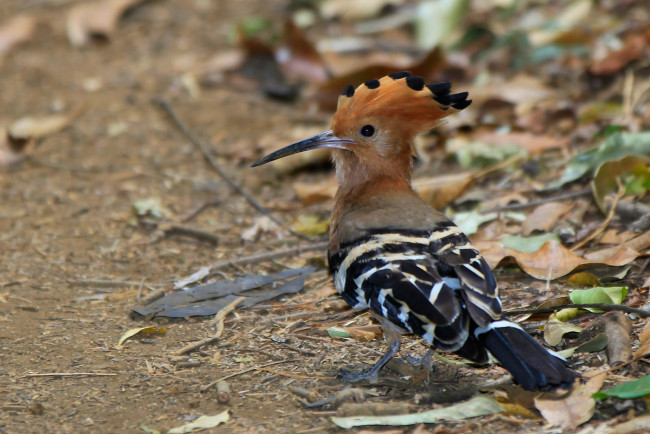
(332, 71, 471, 141)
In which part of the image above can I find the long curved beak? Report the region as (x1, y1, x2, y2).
(251, 130, 353, 167)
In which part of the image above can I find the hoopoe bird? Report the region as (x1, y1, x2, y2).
(253, 72, 579, 390)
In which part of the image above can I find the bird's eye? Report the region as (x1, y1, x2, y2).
(360, 125, 375, 137)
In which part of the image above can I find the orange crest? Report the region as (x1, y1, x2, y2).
(331, 71, 470, 143)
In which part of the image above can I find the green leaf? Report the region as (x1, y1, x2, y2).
(326, 326, 351, 339)
(569, 287, 628, 311)
(499, 233, 561, 253)
(593, 375, 650, 400)
(555, 333, 608, 359)
(552, 131, 650, 188)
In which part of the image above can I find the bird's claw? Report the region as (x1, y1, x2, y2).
(339, 367, 379, 383)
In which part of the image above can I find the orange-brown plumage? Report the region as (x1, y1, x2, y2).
(252, 72, 579, 390)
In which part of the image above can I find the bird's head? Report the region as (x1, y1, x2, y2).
(252, 71, 471, 187)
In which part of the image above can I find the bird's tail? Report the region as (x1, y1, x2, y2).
(474, 320, 579, 391)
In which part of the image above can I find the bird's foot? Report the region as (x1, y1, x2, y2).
(403, 349, 434, 370)
(339, 366, 380, 383)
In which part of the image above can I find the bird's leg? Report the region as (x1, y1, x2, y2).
(339, 315, 403, 382)
(403, 349, 435, 368)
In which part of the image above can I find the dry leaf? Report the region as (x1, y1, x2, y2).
(8, 107, 83, 141)
(590, 30, 650, 76)
(277, 20, 329, 84)
(475, 240, 641, 280)
(0, 14, 36, 60)
(634, 321, 650, 358)
(534, 370, 607, 430)
(414, 172, 475, 210)
(522, 202, 572, 236)
(602, 312, 632, 366)
(168, 410, 230, 433)
(292, 177, 337, 205)
(320, 0, 403, 21)
(241, 216, 280, 242)
(67, 0, 145, 47)
(477, 132, 570, 155)
(116, 326, 166, 349)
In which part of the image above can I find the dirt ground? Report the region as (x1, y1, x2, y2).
(0, 1, 648, 433)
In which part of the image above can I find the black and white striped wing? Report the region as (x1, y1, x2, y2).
(329, 224, 502, 353)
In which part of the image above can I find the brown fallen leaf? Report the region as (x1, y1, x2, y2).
(277, 20, 329, 84)
(534, 370, 607, 430)
(633, 321, 650, 358)
(475, 240, 641, 280)
(589, 29, 650, 76)
(522, 202, 572, 236)
(66, 0, 145, 47)
(602, 312, 632, 366)
(413, 172, 475, 210)
(343, 325, 382, 342)
(0, 14, 36, 61)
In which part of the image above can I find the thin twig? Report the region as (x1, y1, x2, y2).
(152, 98, 282, 225)
(173, 241, 328, 289)
(20, 372, 118, 378)
(503, 303, 650, 318)
(571, 178, 625, 251)
(200, 359, 299, 392)
(160, 224, 220, 245)
(481, 188, 591, 214)
(181, 198, 221, 222)
(173, 296, 245, 356)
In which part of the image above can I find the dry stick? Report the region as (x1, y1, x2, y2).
(174, 241, 328, 290)
(200, 359, 299, 392)
(571, 178, 625, 251)
(181, 198, 221, 223)
(503, 303, 650, 318)
(20, 372, 118, 378)
(173, 296, 245, 356)
(153, 98, 282, 226)
(481, 187, 592, 214)
(161, 224, 220, 245)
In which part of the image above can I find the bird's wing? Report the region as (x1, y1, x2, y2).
(428, 222, 503, 327)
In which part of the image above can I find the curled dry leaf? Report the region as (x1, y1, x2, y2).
(0, 14, 36, 60)
(67, 0, 145, 47)
(534, 370, 607, 430)
(602, 311, 632, 366)
(475, 240, 641, 280)
(544, 318, 582, 346)
(522, 202, 572, 236)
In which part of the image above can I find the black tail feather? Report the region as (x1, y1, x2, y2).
(476, 320, 579, 391)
